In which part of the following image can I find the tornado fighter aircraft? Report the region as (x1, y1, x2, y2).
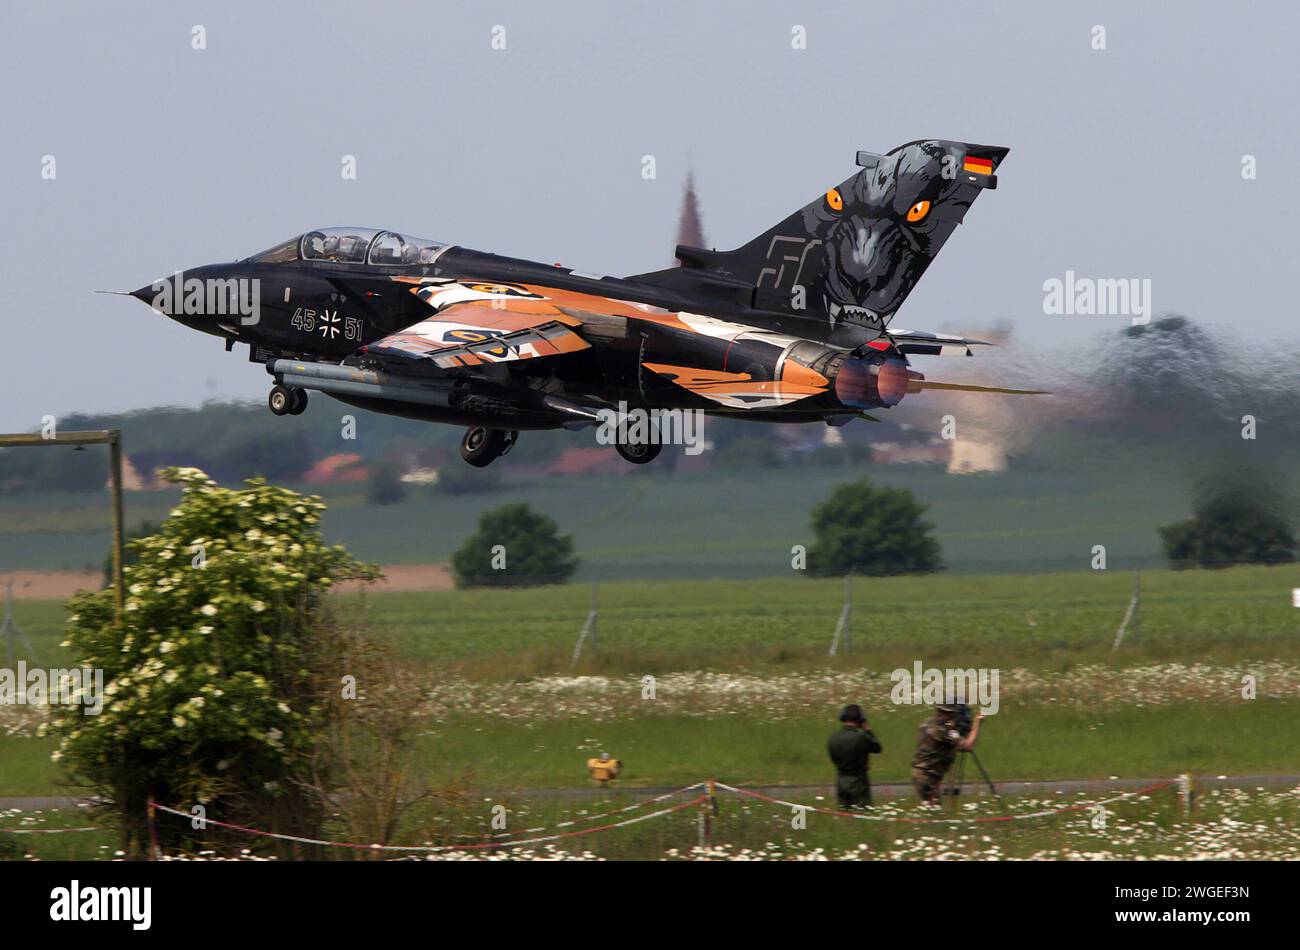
(124, 140, 1042, 466)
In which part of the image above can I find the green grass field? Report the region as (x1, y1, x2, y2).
(412, 700, 1295, 789)
(11, 565, 1300, 673)
(354, 567, 1300, 671)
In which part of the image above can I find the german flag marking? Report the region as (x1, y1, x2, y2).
(963, 156, 994, 175)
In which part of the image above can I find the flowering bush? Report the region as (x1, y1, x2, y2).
(51, 467, 379, 854)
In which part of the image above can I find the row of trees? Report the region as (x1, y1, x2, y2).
(446, 473, 1297, 583)
(443, 477, 944, 586)
(106, 472, 1298, 594)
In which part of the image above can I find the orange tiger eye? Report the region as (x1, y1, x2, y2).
(826, 188, 843, 212)
(906, 199, 931, 223)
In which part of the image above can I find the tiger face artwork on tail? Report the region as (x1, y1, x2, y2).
(801, 140, 1007, 330)
(628, 138, 1007, 336)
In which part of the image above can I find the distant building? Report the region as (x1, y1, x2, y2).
(547, 447, 628, 476)
(934, 324, 1016, 474)
(301, 453, 368, 485)
(111, 455, 158, 491)
(870, 442, 950, 466)
(400, 466, 440, 485)
(947, 440, 1006, 474)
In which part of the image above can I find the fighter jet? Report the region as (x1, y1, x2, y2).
(123, 140, 1042, 467)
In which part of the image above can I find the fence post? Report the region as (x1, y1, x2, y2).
(1177, 773, 1194, 819)
(147, 800, 161, 860)
(705, 779, 716, 848)
(1111, 570, 1141, 651)
(2, 579, 41, 668)
(570, 581, 599, 668)
(828, 571, 853, 656)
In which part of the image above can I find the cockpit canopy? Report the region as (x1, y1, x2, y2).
(248, 228, 449, 266)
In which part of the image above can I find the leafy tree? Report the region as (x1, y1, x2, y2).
(451, 502, 577, 587)
(1159, 476, 1296, 569)
(51, 467, 379, 856)
(807, 477, 942, 576)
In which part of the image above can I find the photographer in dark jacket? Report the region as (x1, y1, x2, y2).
(826, 704, 883, 809)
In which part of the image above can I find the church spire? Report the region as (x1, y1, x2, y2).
(675, 169, 706, 263)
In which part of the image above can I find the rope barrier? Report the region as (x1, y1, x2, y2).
(0, 790, 707, 847)
(713, 778, 1180, 824)
(143, 776, 1183, 853)
(150, 790, 707, 853)
(444, 782, 705, 842)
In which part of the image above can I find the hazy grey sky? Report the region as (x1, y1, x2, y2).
(2, 1, 1296, 431)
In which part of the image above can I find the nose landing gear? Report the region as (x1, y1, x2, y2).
(460, 426, 518, 467)
(268, 384, 308, 416)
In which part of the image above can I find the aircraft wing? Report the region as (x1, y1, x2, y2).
(361, 279, 593, 369)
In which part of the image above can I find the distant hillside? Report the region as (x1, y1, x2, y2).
(0, 396, 921, 494)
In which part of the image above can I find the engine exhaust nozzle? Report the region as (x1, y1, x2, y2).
(833, 356, 911, 409)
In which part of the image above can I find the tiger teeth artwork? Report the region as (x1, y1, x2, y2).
(122, 140, 1043, 468)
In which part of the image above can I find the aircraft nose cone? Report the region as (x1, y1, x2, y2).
(132, 278, 183, 315)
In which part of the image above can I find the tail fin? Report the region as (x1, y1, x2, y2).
(631, 140, 1008, 331)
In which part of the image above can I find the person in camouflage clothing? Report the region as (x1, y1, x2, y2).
(827, 704, 883, 809)
(910, 703, 985, 803)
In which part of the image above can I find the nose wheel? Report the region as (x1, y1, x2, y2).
(460, 427, 518, 467)
(268, 384, 308, 416)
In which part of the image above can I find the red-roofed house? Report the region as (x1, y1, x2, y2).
(301, 453, 368, 484)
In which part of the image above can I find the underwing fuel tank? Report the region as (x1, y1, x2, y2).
(264, 359, 593, 430)
(268, 359, 456, 408)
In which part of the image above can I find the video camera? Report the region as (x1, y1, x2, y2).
(952, 703, 975, 736)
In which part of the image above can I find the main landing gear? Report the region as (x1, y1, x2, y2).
(268, 384, 309, 416)
(613, 425, 662, 465)
(460, 426, 518, 467)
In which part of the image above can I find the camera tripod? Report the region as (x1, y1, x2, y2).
(943, 748, 1003, 811)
